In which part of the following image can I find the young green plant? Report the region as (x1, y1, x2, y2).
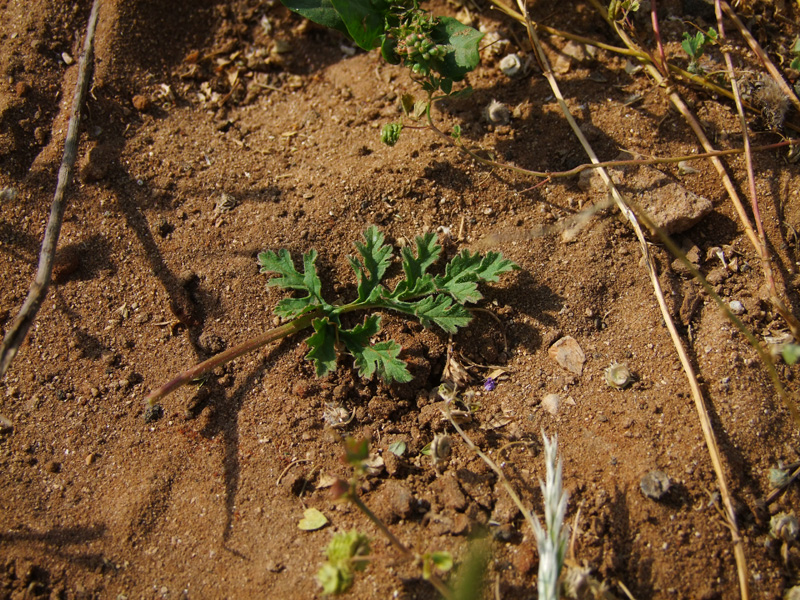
(144, 226, 518, 407)
(681, 27, 718, 74)
(321, 437, 454, 597)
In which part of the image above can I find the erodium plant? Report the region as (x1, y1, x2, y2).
(144, 226, 517, 406)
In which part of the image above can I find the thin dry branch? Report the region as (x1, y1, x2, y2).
(517, 1, 751, 597)
(0, 0, 101, 381)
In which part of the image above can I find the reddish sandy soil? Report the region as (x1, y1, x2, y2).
(2, 1, 800, 598)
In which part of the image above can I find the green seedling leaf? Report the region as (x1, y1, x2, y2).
(792, 37, 800, 54)
(317, 562, 352, 595)
(451, 124, 462, 140)
(299, 507, 329, 531)
(422, 550, 453, 578)
(388, 440, 406, 456)
(411, 294, 473, 333)
(681, 31, 704, 59)
(260, 248, 327, 318)
(420, 442, 432, 456)
(330, 0, 389, 50)
(338, 315, 413, 382)
(348, 225, 393, 301)
(435, 250, 520, 304)
(354, 340, 412, 382)
(306, 318, 339, 376)
(393, 231, 441, 298)
(381, 122, 402, 146)
(782, 343, 800, 365)
(279, 0, 349, 37)
(431, 17, 483, 81)
(792, 57, 800, 71)
(430, 551, 454, 571)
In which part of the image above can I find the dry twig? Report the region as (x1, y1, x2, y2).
(517, 0, 751, 596)
(0, 0, 101, 382)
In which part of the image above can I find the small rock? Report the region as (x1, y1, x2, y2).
(632, 170, 713, 234)
(143, 404, 163, 423)
(33, 126, 48, 145)
(542, 393, 561, 415)
(61, 52, 74, 65)
(45, 460, 61, 474)
(15, 81, 31, 96)
(640, 470, 670, 500)
(85, 453, 96, 466)
(431, 474, 467, 512)
(452, 512, 471, 536)
(132, 95, 150, 111)
(706, 267, 728, 285)
(728, 300, 745, 315)
(79, 142, 115, 183)
(512, 544, 536, 575)
(199, 332, 226, 355)
(375, 481, 415, 523)
(52, 245, 83, 284)
(548, 335, 586, 375)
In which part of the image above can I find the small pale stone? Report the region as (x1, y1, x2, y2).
(728, 300, 745, 315)
(542, 393, 561, 415)
(640, 470, 670, 500)
(548, 336, 586, 375)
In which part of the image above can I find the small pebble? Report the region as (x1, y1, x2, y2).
(542, 393, 561, 415)
(132, 95, 150, 111)
(640, 470, 670, 500)
(15, 81, 30, 96)
(728, 300, 745, 315)
(61, 52, 74, 65)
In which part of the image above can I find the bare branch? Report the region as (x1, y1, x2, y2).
(0, 0, 101, 381)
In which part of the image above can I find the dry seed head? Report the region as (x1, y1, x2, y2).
(605, 362, 632, 389)
(499, 53, 522, 77)
(770, 512, 799, 542)
(484, 99, 510, 125)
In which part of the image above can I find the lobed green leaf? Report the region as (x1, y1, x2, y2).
(260, 248, 328, 317)
(306, 318, 339, 377)
(279, 0, 349, 37)
(392, 231, 441, 299)
(338, 315, 412, 382)
(435, 250, 519, 304)
(349, 225, 394, 302)
(329, 0, 390, 50)
(431, 17, 483, 81)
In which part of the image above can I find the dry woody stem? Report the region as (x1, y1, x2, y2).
(0, 0, 101, 382)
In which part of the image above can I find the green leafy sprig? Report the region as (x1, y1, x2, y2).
(681, 27, 718, 74)
(278, 0, 482, 96)
(258, 226, 518, 382)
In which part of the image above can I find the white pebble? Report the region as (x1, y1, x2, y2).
(542, 393, 561, 415)
(729, 300, 745, 315)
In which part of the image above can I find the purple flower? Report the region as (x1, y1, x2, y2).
(483, 377, 496, 391)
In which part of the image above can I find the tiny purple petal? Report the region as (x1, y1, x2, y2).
(483, 377, 496, 391)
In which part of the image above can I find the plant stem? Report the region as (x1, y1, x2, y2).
(144, 308, 322, 406)
(350, 491, 453, 600)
